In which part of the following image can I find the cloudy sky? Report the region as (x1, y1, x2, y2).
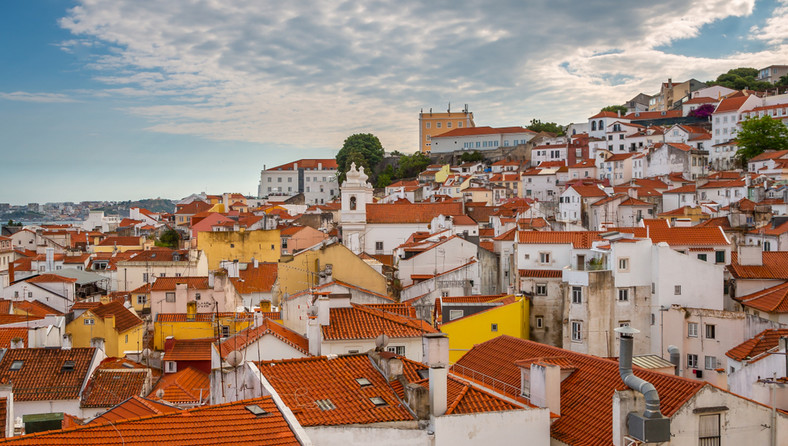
(2, 0, 788, 204)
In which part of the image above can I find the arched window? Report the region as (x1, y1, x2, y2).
(350, 196, 357, 210)
(598, 120, 603, 131)
(591, 121, 597, 131)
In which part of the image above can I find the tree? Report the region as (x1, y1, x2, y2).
(600, 105, 628, 116)
(460, 151, 484, 162)
(6, 220, 21, 227)
(526, 119, 565, 135)
(156, 229, 180, 248)
(708, 67, 772, 91)
(776, 74, 788, 88)
(688, 104, 715, 118)
(735, 116, 788, 164)
(396, 152, 431, 179)
(336, 133, 385, 183)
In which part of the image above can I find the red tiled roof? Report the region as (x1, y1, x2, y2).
(26, 274, 77, 284)
(13, 300, 62, 317)
(749, 149, 788, 162)
(603, 153, 635, 162)
(714, 95, 750, 113)
(88, 395, 181, 425)
(588, 111, 619, 119)
(0, 328, 27, 348)
(0, 315, 44, 326)
(666, 143, 694, 152)
(438, 294, 509, 304)
(151, 277, 210, 291)
(267, 159, 338, 171)
(219, 319, 308, 357)
(148, 367, 210, 404)
(663, 184, 696, 194)
(163, 339, 213, 362)
(683, 96, 718, 104)
(89, 300, 143, 333)
(698, 179, 745, 189)
(728, 252, 788, 279)
(736, 282, 788, 313)
(96, 236, 142, 247)
(726, 328, 788, 362)
(432, 126, 534, 138)
(3, 396, 300, 445)
(361, 303, 417, 318)
(569, 184, 607, 198)
(366, 202, 463, 223)
(624, 110, 682, 120)
(613, 226, 729, 247)
(321, 304, 437, 340)
(229, 263, 278, 294)
(657, 205, 709, 218)
(619, 197, 653, 206)
(81, 370, 148, 408)
(696, 216, 733, 230)
(518, 269, 562, 278)
(453, 336, 704, 446)
(517, 231, 603, 249)
(0, 348, 96, 401)
(747, 220, 788, 236)
(174, 200, 213, 216)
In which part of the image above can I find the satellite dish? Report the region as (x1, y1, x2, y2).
(226, 350, 244, 367)
(375, 334, 390, 351)
(235, 305, 246, 313)
(142, 348, 151, 359)
(155, 389, 165, 399)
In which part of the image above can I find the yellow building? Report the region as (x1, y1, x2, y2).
(277, 241, 388, 300)
(153, 308, 254, 351)
(66, 301, 145, 357)
(419, 106, 475, 153)
(434, 164, 452, 184)
(436, 294, 529, 363)
(197, 229, 281, 270)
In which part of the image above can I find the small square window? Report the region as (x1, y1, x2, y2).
(370, 396, 388, 407)
(536, 284, 547, 296)
(705, 324, 716, 339)
(571, 321, 582, 342)
(674, 285, 681, 295)
(618, 258, 629, 271)
(688, 322, 698, 337)
(535, 316, 544, 328)
(355, 377, 372, 387)
(687, 354, 698, 368)
(9, 361, 23, 371)
(61, 360, 75, 372)
(491, 323, 498, 332)
(316, 399, 336, 411)
(618, 289, 629, 302)
(571, 287, 582, 304)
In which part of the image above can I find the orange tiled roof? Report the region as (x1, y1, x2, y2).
(163, 339, 213, 362)
(517, 231, 603, 249)
(714, 95, 750, 113)
(96, 236, 142, 247)
(321, 304, 437, 340)
(257, 354, 416, 426)
(88, 300, 143, 333)
(88, 395, 181, 425)
(747, 220, 788, 236)
(3, 396, 300, 445)
(267, 158, 338, 171)
(228, 263, 278, 294)
(519, 269, 563, 278)
(366, 202, 463, 224)
(0, 328, 27, 348)
(453, 335, 704, 446)
(432, 126, 534, 138)
(726, 328, 788, 362)
(81, 369, 148, 408)
(736, 282, 788, 313)
(728, 252, 788, 279)
(569, 184, 607, 198)
(219, 319, 308, 357)
(151, 277, 210, 291)
(148, 367, 210, 404)
(0, 348, 95, 401)
(12, 300, 62, 317)
(588, 111, 619, 119)
(613, 226, 729, 247)
(361, 303, 417, 318)
(749, 149, 788, 162)
(26, 274, 77, 284)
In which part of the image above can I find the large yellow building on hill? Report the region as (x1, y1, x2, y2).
(419, 105, 474, 153)
(436, 294, 529, 363)
(197, 229, 281, 270)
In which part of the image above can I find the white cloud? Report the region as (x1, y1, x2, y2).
(0, 91, 76, 103)
(57, 0, 788, 151)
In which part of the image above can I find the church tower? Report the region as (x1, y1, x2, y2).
(340, 163, 373, 254)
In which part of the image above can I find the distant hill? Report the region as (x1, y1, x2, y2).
(94, 198, 176, 216)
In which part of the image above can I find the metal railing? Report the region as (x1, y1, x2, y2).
(451, 363, 523, 397)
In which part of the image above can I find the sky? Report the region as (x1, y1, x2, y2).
(2, 0, 788, 204)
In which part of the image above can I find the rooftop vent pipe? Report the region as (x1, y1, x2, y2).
(615, 326, 670, 443)
(667, 345, 680, 376)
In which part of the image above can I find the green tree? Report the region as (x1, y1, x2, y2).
(708, 67, 773, 91)
(156, 229, 180, 248)
(735, 116, 788, 164)
(459, 151, 484, 162)
(600, 105, 628, 116)
(336, 133, 385, 183)
(396, 152, 431, 179)
(6, 220, 21, 227)
(375, 165, 395, 188)
(526, 119, 565, 135)
(776, 74, 788, 87)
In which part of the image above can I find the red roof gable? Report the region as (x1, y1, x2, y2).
(219, 319, 308, 357)
(432, 126, 534, 138)
(736, 282, 788, 313)
(321, 304, 437, 340)
(148, 367, 210, 404)
(366, 202, 463, 224)
(267, 159, 337, 171)
(0, 348, 96, 401)
(727, 328, 788, 362)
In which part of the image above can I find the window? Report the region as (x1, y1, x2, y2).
(715, 250, 725, 263)
(687, 354, 698, 368)
(765, 241, 772, 251)
(539, 252, 551, 264)
(316, 399, 336, 411)
(491, 323, 498, 332)
(618, 257, 629, 271)
(195, 293, 201, 300)
(84, 318, 95, 325)
(165, 292, 176, 303)
(705, 324, 716, 339)
(137, 295, 147, 305)
(618, 289, 629, 302)
(674, 285, 681, 295)
(704, 355, 718, 370)
(165, 361, 177, 373)
(535, 316, 544, 328)
(536, 284, 547, 295)
(375, 241, 384, 252)
(449, 309, 464, 320)
(699, 414, 720, 445)
(572, 286, 582, 304)
(688, 322, 698, 337)
(221, 326, 230, 338)
(9, 361, 23, 371)
(386, 345, 405, 355)
(425, 122, 430, 129)
(571, 321, 582, 342)
(436, 122, 441, 128)
(441, 290, 449, 298)
(143, 273, 149, 283)
(369, 396, 388, 407)
(698, 253, 707, 261)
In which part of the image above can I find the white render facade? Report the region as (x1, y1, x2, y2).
(259, 160, 338, 204)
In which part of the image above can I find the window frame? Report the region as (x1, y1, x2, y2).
(571, 286, 582, 304)
(688, 322, 698, 338)
(705, 324, 716, 339)
(571, 321, 582, 342)
(617, 288, 629, 302)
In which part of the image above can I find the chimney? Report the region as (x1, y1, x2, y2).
(422, 333, 449, 418)
(667, 345, 680, 376)
(8, 262, 13, 284)
(739, 245, 763, 266)
(45, 247, 54, 273)
(614, 326, 670, 443)
(307, 316, 321, 356)
(208, 271, 215, 288)
(529, 362, 562, 415)
(10, 338, 23, 349)
(164, 336, 175, 353)
(253, 258, 259, 268)
(62, 334, 72, 350)
(317, 294, 330, 326)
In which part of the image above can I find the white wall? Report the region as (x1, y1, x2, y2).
(433, 409, 550, 446)
(651, 244, 724, 311)
(397, 238, 478, 287)
(321, 337, 423, 362)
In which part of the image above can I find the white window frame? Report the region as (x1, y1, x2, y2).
(571, 321, 582, 342)
(448, 309, 464, 321)
(618, 288, 629, 302)
(688, 322, 698, 338)
(687, 354, 698, 369)
(704, 355, 718, 370)
(571, 286, 582, 304)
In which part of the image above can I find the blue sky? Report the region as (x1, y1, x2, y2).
(2, 0, 788, 204)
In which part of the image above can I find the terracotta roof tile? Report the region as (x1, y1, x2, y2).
(518, 269, 563, 278)
(432, 126, 534, 138)
(1, 396, 299, 445)
(612, 226, 728, 246)
(81, 370, 148, 408)
(747, 220, 788, 236)
(87, 395, 181, 426)
(736, 282, 788, 313)
(728, 252, 788, 279)
(219, 319, 308, 357)
(151, 277, 210, 291)
(726, 328, 788, 362)
(267, 158, 337, 171)
(517, 231, 603, 249)
(163, 339, 213, 362)
(321, 304, 437, 340)
(453, 336, 704, 446)
(229, 263, 278, 294)
(714, 95, 750, 113)
(0, 328, 27, 348)
(26, 274, 77, 284)
(361, 303, 417, 318)
(12, 300, 62, 317)
(96, 236, 143, 247)
(0, 348, 96, 401)
(569, 184, 608, 198)
(89, 300, 143, 333)
(366, 202, 463, 224)
(148, 367, 210, 405)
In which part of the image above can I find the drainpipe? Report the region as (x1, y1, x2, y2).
(667, 345, 680, 376)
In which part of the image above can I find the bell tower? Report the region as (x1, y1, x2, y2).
(340, 163, 373, 254)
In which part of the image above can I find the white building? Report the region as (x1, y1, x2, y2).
(429, 126, 536, 154)
(259, 159, 338, 205)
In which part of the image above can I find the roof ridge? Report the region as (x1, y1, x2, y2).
(445, 380, 470, 414)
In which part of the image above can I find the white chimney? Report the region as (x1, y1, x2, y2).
(253, 258, 259, 268)
(317, 295, 330, 326)
(530, 362, 562, 415)
(208, 271, 215, 288)
(422, 333, 449, 418)
(739, 245, 763, 266)
(307, 316, 321, 356)
(45, 247, 55, 273)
